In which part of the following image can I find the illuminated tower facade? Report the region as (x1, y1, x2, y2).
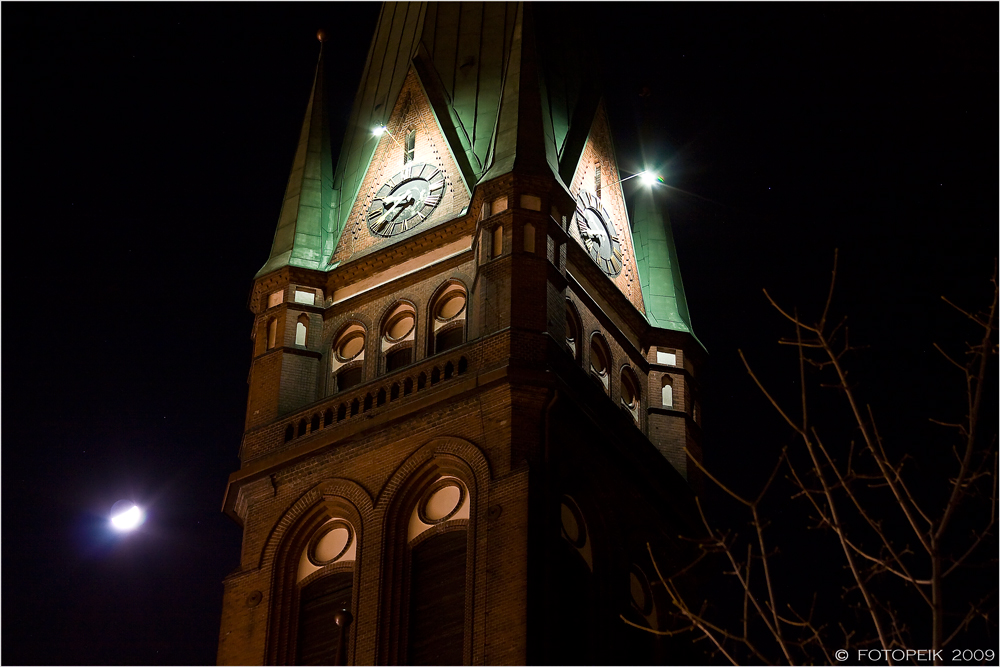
(218, 3, 704, 664)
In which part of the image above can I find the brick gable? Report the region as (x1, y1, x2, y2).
(568, 102, 646, 315)
(331, 68, 471, 265)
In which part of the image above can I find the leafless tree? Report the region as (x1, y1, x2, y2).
(625, 253, 998, 665)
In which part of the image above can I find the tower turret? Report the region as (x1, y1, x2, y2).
(220, 5, 706, 664)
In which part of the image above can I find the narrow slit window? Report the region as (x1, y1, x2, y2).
(404, 130, 416, 163)
(267, 318, 278, 349)
(492, 225, 503, 258)
(595, 163, 602, 200)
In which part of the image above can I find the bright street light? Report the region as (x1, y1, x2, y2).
(639, 171, 660, 186)
(372, 125, 401, 146)
(612, 170, 663, 188)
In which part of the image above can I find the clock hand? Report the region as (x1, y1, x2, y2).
(372, 193, 409, 230)
(389, 197, 417, 223)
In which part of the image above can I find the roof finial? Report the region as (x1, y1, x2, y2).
(316, 28, 326, 58)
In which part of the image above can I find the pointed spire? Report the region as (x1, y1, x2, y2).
(632, 187, 697, 338)
(256, 34, 334, 277)
(480, 2, 561, 184)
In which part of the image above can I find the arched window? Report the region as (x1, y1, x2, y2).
(661, 375, 673, 409)
(295, 313, 309, 347)
(555, 494, 595, 662)
(332, 324, 366, 393)
(429, 282, 467, 356)
(590, 334, 610, 394)
(265, 495, 364, 667)
(620, 366, 640, 425)
(267, 318, 278, 350)
(380, 302, 416, 374)
(404, 129, 416, 163)
(565, 302, 581, 362)
(404, 477, 471, 665)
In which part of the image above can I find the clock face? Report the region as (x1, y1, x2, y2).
(367, 163, 446, 237)
(574, 192, 623, 276)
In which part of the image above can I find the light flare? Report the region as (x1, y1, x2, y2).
(110, 503, 144, 531)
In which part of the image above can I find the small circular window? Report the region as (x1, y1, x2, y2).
(417, 479, 466, 524)
(385, 311, 415, 342)
(335, 331, 365, 361)
(566, 313, 578, 345)
(307, 520, 354, 566)
(436, 292, 466, 321)
(621, 369, 637, 408)
(591, 339, 608, 375)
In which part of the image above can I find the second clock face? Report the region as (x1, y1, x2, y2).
(367, 163, 446, 237)
(574, 191, 623, 276)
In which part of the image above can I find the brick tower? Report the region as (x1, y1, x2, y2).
(218, 3, 705, 664)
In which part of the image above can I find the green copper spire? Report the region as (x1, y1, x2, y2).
(257, 42, 334, 278)
(632, 187, 697, 337)
(480, 3, 562, 184)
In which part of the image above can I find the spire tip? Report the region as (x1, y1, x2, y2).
(316, 29, 327, 43)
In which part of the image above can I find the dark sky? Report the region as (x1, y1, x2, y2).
(3, 4, 996, 665)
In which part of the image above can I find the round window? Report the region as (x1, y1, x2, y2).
(436, 292, 466, 321)
(621, 370, 637, 408)
(336, 331, 365, 361)
(566, 312, 578, 344)
(417, 479, 466, 524)
(591, 340, 608, 375)
(385, 311, 415, 341)
(308, 520, 354, 566)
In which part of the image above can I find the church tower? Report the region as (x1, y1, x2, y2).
(218, 4, 705, 664)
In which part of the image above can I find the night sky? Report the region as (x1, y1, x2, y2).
(4, 4, 996, 665)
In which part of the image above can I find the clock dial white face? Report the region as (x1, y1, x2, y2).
(367, 163, 446, 237)
(574, 192, 623, 276)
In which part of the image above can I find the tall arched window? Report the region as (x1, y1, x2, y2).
(295, 313, 309, 347)
(380, 455, 478, 667)
(555, 494, 595, 663)
(297, 520, 357, 665)
(661, 375, 673, 408)
(265, 489, 367, 667)
(381, 302, 416, 373)
(332, 324, 366, 393)
(404, 129, 416, 163)
(404, 478, 470, 665)
(428, 282, 467, 356)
